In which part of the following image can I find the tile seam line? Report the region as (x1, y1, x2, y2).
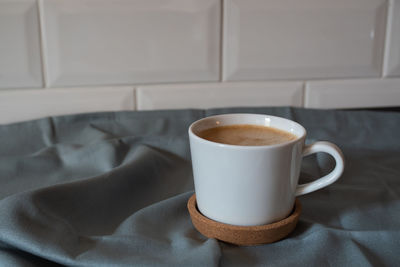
(37, 0, 49, 88)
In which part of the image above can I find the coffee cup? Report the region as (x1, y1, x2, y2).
(188, 113, 344, 226)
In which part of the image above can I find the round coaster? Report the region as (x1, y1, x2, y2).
(187, 194, 301, 246)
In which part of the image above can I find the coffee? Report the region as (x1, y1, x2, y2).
(197, 124, 297, 146)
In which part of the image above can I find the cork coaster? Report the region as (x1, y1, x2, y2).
(187, 194, 301, 246)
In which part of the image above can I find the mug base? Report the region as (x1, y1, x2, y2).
(187, 194, 301, 246)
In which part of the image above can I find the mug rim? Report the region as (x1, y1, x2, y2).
(188, 113, 307, 150)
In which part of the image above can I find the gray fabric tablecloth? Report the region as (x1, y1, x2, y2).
(0, 107, 399, 266)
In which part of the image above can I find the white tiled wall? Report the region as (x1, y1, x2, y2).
(384, 0, 400, 77)
(0, 0, 399, 124)
(137, 82, 303, 110)
(305, 79, 400, 109)
(40, 0, 220, 87)
(223, 0, 387, 81)
(0, 87, 134, 124)
(0, 0, 43, 89)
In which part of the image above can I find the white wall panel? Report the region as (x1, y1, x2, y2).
(224, 0, 387, 81)
(137, 82, 303, 110)
(0, 87, 134, 124)
(41, 0, 220, 86)
(0, 0, 43, 89)
(305, 79, 400, 109)
(383, 0, 400, 77)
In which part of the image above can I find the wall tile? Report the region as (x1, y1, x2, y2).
(41, 0, 220, 87)
(137, 82, 303, 110)
(0, 87, 134, 124)
(305, 79, 400, 109)
(0, 0, 43, 89)
(224, 0, 387, 81)
(383, 0, 400, 77)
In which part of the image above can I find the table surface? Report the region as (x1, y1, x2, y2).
(0, 107, 399, 266)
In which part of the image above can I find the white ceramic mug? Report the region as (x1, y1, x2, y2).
(188, 114, 345, 226)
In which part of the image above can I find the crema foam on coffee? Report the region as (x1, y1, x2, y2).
(197, 124, 297, 146)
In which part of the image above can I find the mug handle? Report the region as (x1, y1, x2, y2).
(295, 141, 345, 196)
